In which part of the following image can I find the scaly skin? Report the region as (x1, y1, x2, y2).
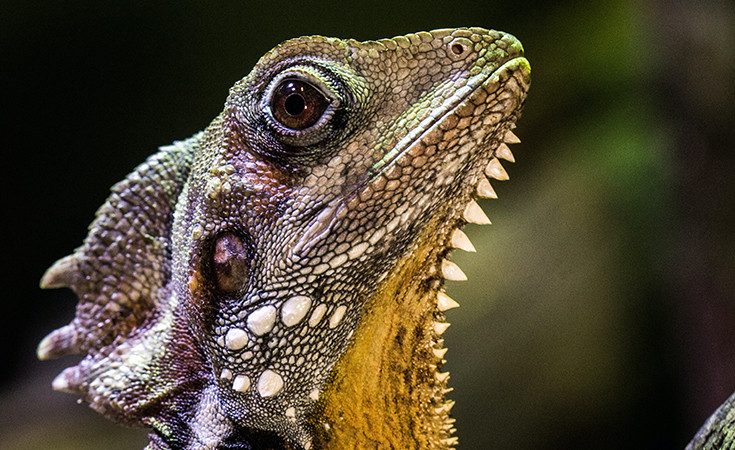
(688, 392, 735, 450)
(38, 28, 531, 449)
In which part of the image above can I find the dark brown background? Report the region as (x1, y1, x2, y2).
(2, 0, 734, 448)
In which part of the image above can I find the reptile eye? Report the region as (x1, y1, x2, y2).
(270, 79, 330, 130)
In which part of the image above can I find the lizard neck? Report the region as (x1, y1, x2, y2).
(313, 213, 458, 449)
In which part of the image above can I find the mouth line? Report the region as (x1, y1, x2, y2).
(366, 56, 528, 183)
(290, 56, 527, 258)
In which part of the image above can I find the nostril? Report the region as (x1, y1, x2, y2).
(447, 37, 473, 60)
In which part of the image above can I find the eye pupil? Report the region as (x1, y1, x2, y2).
(284, 93, 305, 116)
(271, 78, 330, 130)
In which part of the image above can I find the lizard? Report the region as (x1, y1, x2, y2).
(37, 27, 531, 449)
(688, 392, 735, 449)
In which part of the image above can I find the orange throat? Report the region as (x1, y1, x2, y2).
(313, 212, 460, 449)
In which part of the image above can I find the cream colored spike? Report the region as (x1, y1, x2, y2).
(432, 347, 448, 359)
(441, 436, 459, 447)
(450, 229, 476, 252)
(476, 178, 498, 199)
(463, 200, 491, 225)
(441, 260, 467, 281)
(495, 143, 515, 163)
(436, 292, 460, 311)
(433, 321, 451, 335)
(504, 129, 521, 144)
(485, 158, 509, 181)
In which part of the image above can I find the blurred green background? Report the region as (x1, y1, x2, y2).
(2, 0, 734, 448)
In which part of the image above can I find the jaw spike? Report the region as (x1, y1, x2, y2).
(434, 400, 454, 415)
(435, 371, 451, 383)
(485, 158, 509, 181)
(433, 321, 451, 335)
(441, 436, 459, 447)
(441, 260, 467, 281)
(432, 347, 448, 359)
(463, 200, 491, 225)
(450, 229, 476, 252)
(495, 143, 515, 163)
(476, 178, 498, 199)
(436, 292, 460, 312)
(503, 129, 521, 144)
(443, 400, 456, 413)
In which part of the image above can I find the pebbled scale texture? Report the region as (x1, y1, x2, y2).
(39, 28, 531, 449)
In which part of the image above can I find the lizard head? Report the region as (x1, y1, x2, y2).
(38, 28, 530, 449)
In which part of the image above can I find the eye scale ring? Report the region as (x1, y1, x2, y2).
(257, 63, 346, 149)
